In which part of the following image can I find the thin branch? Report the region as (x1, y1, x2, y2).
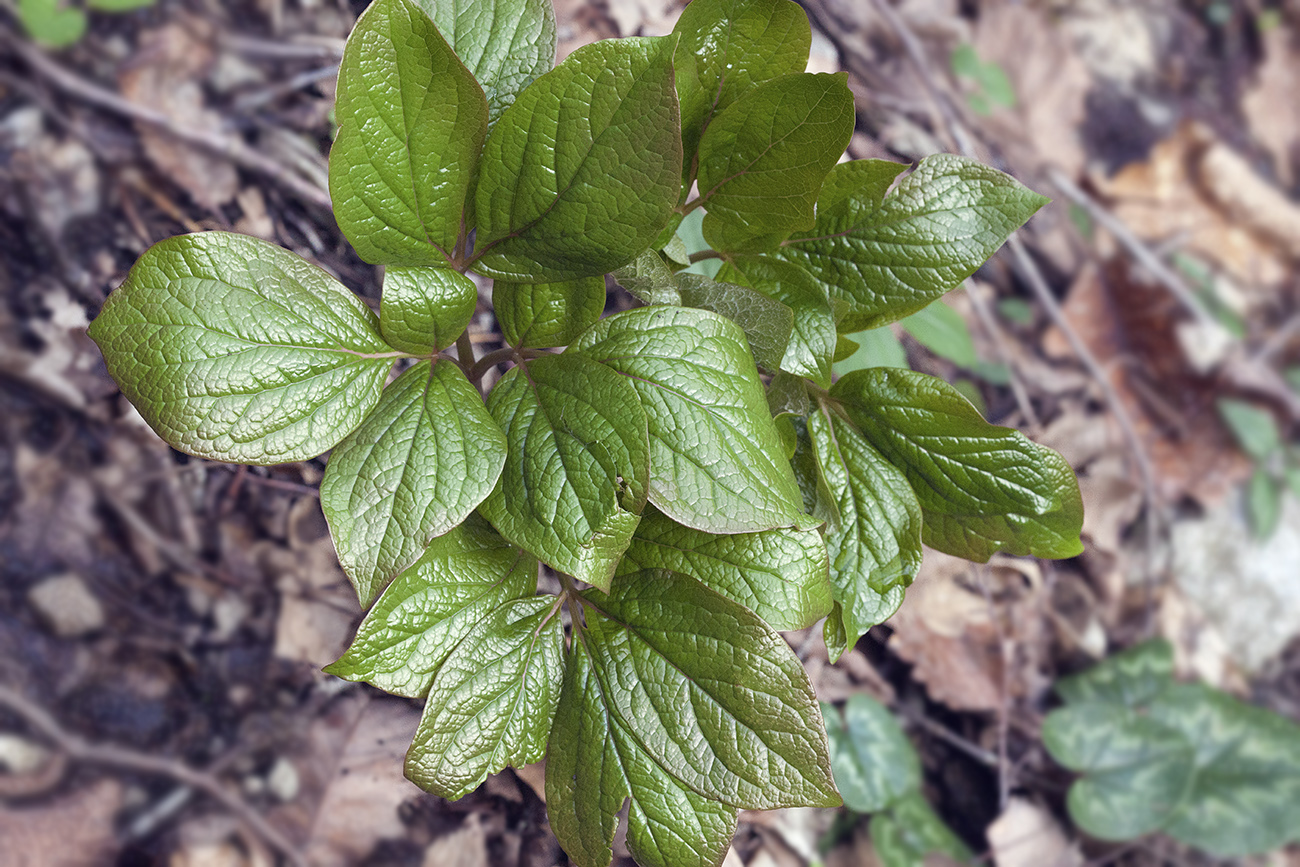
(963, 280, 1043, 433)
(4, 33, 332, 212)
(0, 683, 307, 867)
(468, 346, 520, 383)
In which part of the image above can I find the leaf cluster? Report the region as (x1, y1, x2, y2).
(1043, 640, 1300, 857)
(86, 1, 1084, 865)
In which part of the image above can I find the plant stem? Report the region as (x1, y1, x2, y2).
(455, 331, 476, 371)
(688, 249, 721, 264)
(468, 346, 519, 383)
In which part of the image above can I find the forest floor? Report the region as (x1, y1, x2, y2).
(3, 0, 1300, 865)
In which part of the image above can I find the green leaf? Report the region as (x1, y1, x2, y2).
(87, 232, 395, 465)
(1055, 639, 1174, 708)
(330, 0, 487, 266)
(1149, 684, 1300, 856)
(480, 353, 649, 590)
(776, 154, 1049, 331)
(815, 159, 908, 224)
(871, 792, 972, 867)
(572, 306, 806, 533)
(17, 0, 86, 47)
(406, 596, 564, 799)
(900, 300, 977, 368)
(674, 273, 794, 372)
(613, 250, 681, 306)
(1043, 702, 1195, 841)
(808, 403, 920, 657)
(823, 694, 920, 813)
(672, 0, 811, 173)
(696, 73, 855, 253)
(494, 277, 605, 348)
(726, 256, 837, 387)
(380, 266, 478, 354)
(766, 370, 810, 419)
(471, 36, 682, 281)
(325, 518, 537, 696)
(834, 327, 908, 375)
(320, 361, 507, 606)
(410, 0, 556, 125)
(546, 570, 838, 867)
(1217, 397, 1281, 461)
(546, 631, 739, 867)
(832, 368, 1083, 561)
(86, 0, 155, 10)
(618, 506, 832, 631)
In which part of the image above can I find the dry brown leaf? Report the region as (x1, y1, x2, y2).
(120, 21, 239, 211)
(1242, 24, 1300, 187)
(986, 797, 1082, 867)
(0, 778, 122, 867)
(421, 813, 488, 867)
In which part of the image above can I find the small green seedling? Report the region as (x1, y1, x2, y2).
(88, 1, 1083, 864)
(18, 0, 156, 48)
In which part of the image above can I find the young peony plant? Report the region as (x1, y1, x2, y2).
(87, 1, 1083, 865)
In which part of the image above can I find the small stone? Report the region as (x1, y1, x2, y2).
(28, 573, 105, 638)
(266, 757, 300, 802)
(0, 733, 51, 774)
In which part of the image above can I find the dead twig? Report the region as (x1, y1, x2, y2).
(0, 683, 307, 867)
(3, 32, 333, 212)
(963, 279, 1043, 433)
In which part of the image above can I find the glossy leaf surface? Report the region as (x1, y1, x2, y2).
(674, 274, 793, 372)
(472, 36, 681, 281)
(547, 570, 838, 867)
(326, 519, 537, 696)
(618, 507, 832, 630)
(494, 277, 606, 348)
(572, 306, 805, 533)
(406, 596, 564, 799)
(379, 266, 478, 354)
(321, 361, 506, 606)
(330, 0, 487, 266)
(832, 368, 1083, 561)
(776, 154, 1049, 330)
(480, 353, 649, 590)
(87, 232, 395, 465)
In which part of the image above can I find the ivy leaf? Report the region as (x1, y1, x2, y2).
(776, 154, 1049, 330)
(87, 232, 395, 465)
(410, 0, 556, 125)
(546, 632, 738, 867)
(696, 73, 855, 253)
(618, 506, 832, 631)
(871, 792, 972, 867)
(572, 306, 806, 534)
(330, 0, 487, 266)
(472, 36, 682, 282)
(380, 266, 478, 354)
(406, 596, 564, 800)
(1055, 638, 1174, 708)
(480, 353, 649, 590)
(823, 694, 920, 813)
(320, 361, 507, 606)
(726, 256, 837, 388)
(808, 402, 921, 658)
(673, 0, 811, 173)
(494, 277, 605, 348)
(832, 368, 1083, 561)
(546, 570, 839, 867)
(674, 274, 794, 372)
(325, 518, 537, 697)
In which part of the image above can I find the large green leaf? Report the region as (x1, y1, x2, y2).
(545, 633, 738, 867)
(696, 73, 854, 253)
(823, 694, 919, 813)
(673, 0, 811, 174)
(617, 506, 832, 630)
(330, 0, 487, 266)
(87, 232, 396, 465)
(900, 299, 977, 368)
(546, 570, 838, 867)
(871, 791, 972, 867)
(471, 36, 681, 281)
(493, 277, 605, 348)
(613, 250, 680, 306)
(775, 154, 1049, 330)
(571, 306, 806, 533)
(325, 518, 537, 696)
(480, 353, 649, 590)
(832, 368, 1083, 561)
(674, 274, 794, 372)
(320, 361, 506, 607)
(808, 402, 920, 657)
(406, 596, 564, 799)
(725, 256, 837, 388)
(814, 159, 908, 224)
(379, 266, 478, 355)
(1055, 639, 1174, 708)
(410, 0, 556, 125)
